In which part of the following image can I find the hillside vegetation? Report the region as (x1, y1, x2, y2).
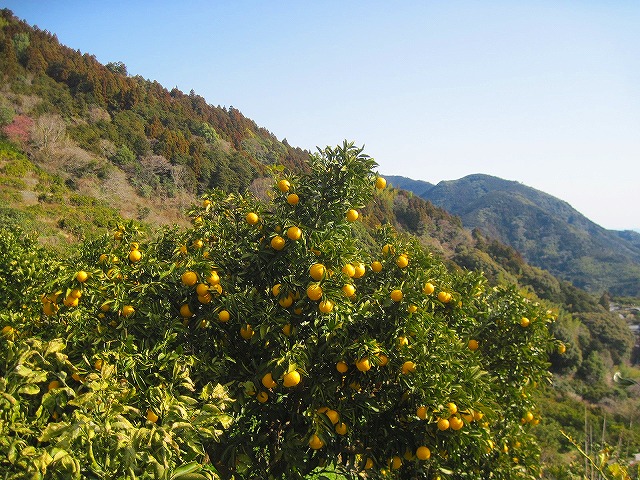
(387, 174, 640, 297)
(2, 9, 640, 478)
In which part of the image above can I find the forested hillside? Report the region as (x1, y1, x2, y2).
(387, 174, 640, 297)
(2, 9, 640, 478)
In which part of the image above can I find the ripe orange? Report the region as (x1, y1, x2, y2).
(416, 446, 431, 460)
(202, 199, 211, 207)
(325, 409, 340, 424)
(309, 434, 324, 450)
(407, 304, 418, 314)
(45, 292, 60, 303)
(195, 283, 209, 296)
(473, 410, 484, 421)
(462, 411, 474, 423)
(318, 299, 334, 313)
(245, 212, 259, 225)
(240, 324, 254, 340)
(282, 324, 292, 336)
(401, 361, 416, 374)
(416, 406, 428, 420)
(558, 343, 566, 354)
(342, 284, 356, 298)
(423, 282, 435, 295)
(63, 296, 79, 307)
(447, 402, 458, 415)
(207, 271, 220, 285)
(257, 391, 269, 403)
(48, 380, 61, 391)
(270, 235, 286, 251)
(396, 254, 409, 268)
(335, 422, 348, 435)
(397, 336, 409, 348)
(391, 456, 402, 470)
(287, 193, 299, 205)
(356, 357, 371, 372)
(146, 409, 159, 423)
(468, 339, 479, 351)
(438, 291, 452, 303)
(306, 283, 323, 301)
(309, 263, 326, 281)
(121, 305, 135, 317)
(69, 288, 82, 299)
(43, 302, 58, 316)
(364, 458, 374, 470)
(127, 249, 142, 262)
(377, 353, 389, 366)
(342, 264, 356, 277)
(279, 294, 294, 308)
(1, 325, 16, 339)
(94, 359, 104, 370)
(75, 271, 89, 283)
(390, 289, 403, 302)
(181, 271, 198, 286)
(382, 243, 394, 255)
(450, 416, 464, 430)
(283, 370, 301, 387)
(218, 310, 230, 322)
(262, 372, 277, 389)
(277, 179, 291, 192)
(375, 176, 387, 189)
(353, 263, 366, 278)
(192, 239, 204, 249)
(524, 411, 534, 422)
(286, 226, 302, 241)
(271, 284, 281, 297)
(437, 418, 450, 431)
(179, 304, 193, 318)
(198, 293, 212, 304)
(371, 261, 383, 273)
(346, 209, 359, 222)
(520, 317, 531, 327)
(336, 361, 349, 373)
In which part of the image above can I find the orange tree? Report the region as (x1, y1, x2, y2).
(0, 141, 559, 479)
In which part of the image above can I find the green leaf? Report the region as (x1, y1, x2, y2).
(44, 339, 67, 356)
(18, 384, 40, 395)
(14, 364, 34, 377)
(170, 461, 201, 479)
(38, 422, 70, 442)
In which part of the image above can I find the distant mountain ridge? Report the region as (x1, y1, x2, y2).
(387, 174, 640, 296)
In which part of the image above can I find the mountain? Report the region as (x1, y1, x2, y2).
(390, 173, 640, 296)
(383, 175, 434, 197)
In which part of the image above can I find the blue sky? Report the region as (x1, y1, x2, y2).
(5, 1, 639, 230)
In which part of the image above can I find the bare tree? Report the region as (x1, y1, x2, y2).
(30, 113, 66, 151)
